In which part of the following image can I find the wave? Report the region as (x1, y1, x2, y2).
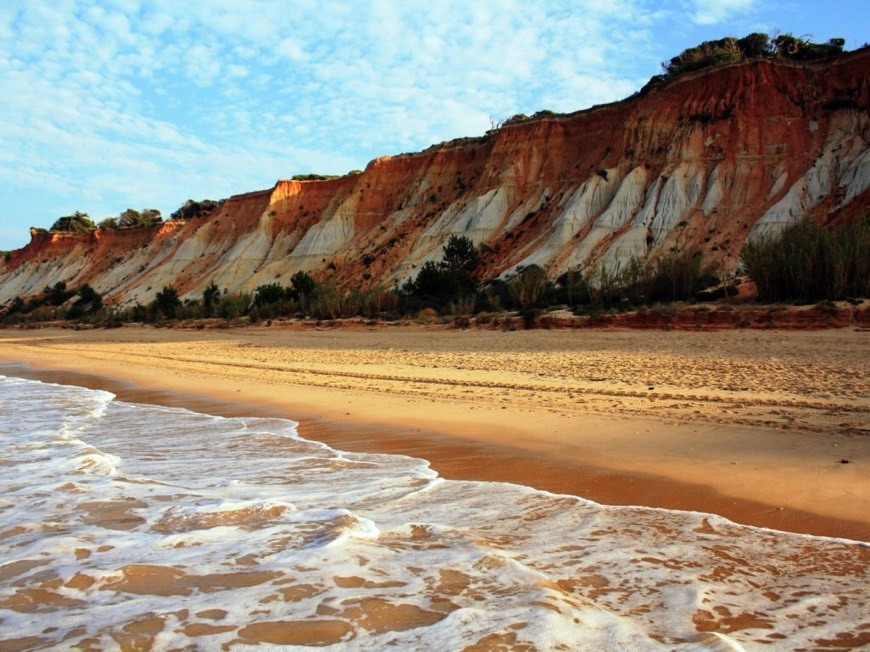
(0, 375, 866, 650)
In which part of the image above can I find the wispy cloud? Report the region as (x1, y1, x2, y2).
(688, 0, 758, 25)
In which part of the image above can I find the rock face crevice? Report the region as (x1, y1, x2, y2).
(2, 50, 868, 306)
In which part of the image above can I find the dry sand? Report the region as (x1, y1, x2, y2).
(0, 324, 867, 540)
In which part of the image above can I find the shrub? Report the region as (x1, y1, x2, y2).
(218, 292, 251, 319)
(442, 235, 479, 273)
(291, 174, 340, 181)
(308, 284, 343, 320)
(656, 33, 847, 84)
(43, 281, 74, 306)
(448, 295, 476, 317)
(350, 286, 398, 318)
(202, 282, 221, 317)
(67, 284, 103, 319)
(50, 212, 95, 233)
(508, 265, 548, 309)
(7, 296, 25, 314)
(645, 249, 718, 303)
(118, 208, 162, 228)
(416, 307, 439, 323)
(290, 270, 316, 297)
(170, 199, 222, 221)
(253, 282, 287, 307)
(400, 236, 482, 311)
(152, 286, 181, 319)
(741, 217, 870, 302)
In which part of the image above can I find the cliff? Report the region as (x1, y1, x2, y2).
(2, 49, 868, 307)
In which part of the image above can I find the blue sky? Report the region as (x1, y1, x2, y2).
(0, 0, 866, 250)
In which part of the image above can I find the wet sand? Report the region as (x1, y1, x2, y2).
(0, 325, 867, 541)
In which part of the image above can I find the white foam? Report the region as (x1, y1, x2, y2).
(0, 376, 866, 651)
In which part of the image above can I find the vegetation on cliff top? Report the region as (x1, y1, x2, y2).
(98, 208, 163, 230)
(31, 200, 222, 237)
(649, 32, 847, 86)
(169, 199, 223, 221)
(483, 33, 849, 133)
(290, 174, 342, 181)
(49, 211, 96, 233)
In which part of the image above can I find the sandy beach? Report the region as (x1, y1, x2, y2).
(0, 324, 867, 541)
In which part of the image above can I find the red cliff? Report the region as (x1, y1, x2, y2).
(2, 49, 868, 306)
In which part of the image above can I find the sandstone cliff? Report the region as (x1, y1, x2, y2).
(2, 49, 868, 306)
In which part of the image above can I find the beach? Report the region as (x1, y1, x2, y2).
(0, 324, 867, 541)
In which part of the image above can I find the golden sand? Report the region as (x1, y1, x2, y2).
(0, 324, 867, 540)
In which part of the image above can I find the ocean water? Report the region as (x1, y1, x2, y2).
(0, 376, 867, 651)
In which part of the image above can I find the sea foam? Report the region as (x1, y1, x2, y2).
(0, 375, 867, 650)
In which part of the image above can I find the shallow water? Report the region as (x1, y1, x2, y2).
(0, 375, 867, 651)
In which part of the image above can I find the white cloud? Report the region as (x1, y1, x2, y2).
(690, 0, 757, 25)
(275, 37, 306, 61)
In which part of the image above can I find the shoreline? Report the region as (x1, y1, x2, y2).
(1, 326, 867, 542)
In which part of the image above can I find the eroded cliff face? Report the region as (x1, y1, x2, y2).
(2, 50, 868, 306)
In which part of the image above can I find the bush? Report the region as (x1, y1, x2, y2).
(43, 281, 74, 306)
(290, 270, 316, 297)
(152, 286, 181, 319)
(202, 282, 221, 317)
(442, 235, 479, 273)
(645, 250, 718, 303)
(308, 284, 343, 320)
(66, 284, 103, 319)
(656, 33, 847, 83)
(218, 292, 252, 319)
(508, 265, 548, 309)
(741, 217, 870, 302)
(448, 295, 476, 317)
(253, 282, 287, 307)
(348, 286, 398, 318)
(50, 212, 95, 233)
(290, 174, 340, 181)
(4, 296, 25, 317)
(400, 236, 481, 311)
(170, 199, 222, 221)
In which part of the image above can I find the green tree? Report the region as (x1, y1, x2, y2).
(154, 286, 181, 318)
(117, 208, 162, 228)
(43, 281, 73, 306)
(253, 282, 286, 307)
(414, 260, 459, 297)
(442, 235, 479, 273)
(291, 173, 340, 181)
(77, 284, 102, 307)
(50, 212, 95, 233)
(170, 199, 222, 221)
(202, 281, 221, 317)
(290, 270, 316, 297)
(737, 32, 773, 58)
(8, 296, 25, 314)
(66, 284, 102, 319)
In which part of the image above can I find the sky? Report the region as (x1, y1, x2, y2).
(0, 0, 867, 250)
